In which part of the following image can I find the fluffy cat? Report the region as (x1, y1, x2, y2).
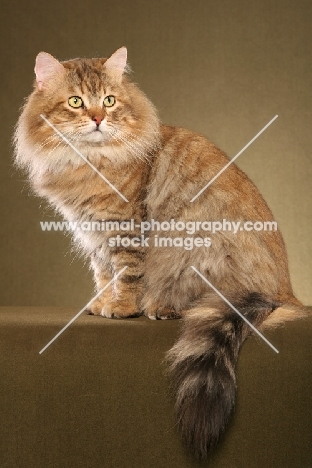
(14, 47, 307, 458)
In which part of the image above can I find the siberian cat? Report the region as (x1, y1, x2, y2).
(14, 47, 307, 458)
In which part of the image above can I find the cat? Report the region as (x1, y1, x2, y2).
(14, 47, 308, 459)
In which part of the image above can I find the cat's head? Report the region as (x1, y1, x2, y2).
(15, 47, 159, 170)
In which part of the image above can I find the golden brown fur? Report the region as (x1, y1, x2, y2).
(14, 47, 308, 458)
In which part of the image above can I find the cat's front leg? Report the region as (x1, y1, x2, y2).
(87, 269, 114, 316)
(88, 250, 144, 319)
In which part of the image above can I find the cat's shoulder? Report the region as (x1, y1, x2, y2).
(160, 124, 211, 145)
(159, 124, 222, 157)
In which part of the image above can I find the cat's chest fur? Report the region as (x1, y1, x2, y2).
(32, 143, 147, 217)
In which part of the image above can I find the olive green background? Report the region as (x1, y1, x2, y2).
(1, 0, 311, 306)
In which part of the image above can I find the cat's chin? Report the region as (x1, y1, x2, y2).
(81, 130, 110, 144)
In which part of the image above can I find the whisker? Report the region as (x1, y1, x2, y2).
(109, 131, 151, 166)
(39, 128, 81, 158)
(118, 130, 160, 161)
(112, 123, 160, 152)
(111, 131, 152, 166)
(54, 130, 83, 159)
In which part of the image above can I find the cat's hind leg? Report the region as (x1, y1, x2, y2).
(145, 305, 182, 320)
(141, 295, 182, 320)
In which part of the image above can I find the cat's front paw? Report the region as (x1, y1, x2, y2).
(86, 297, 107, 316)
(144, 305, 181, 320)
(101, 300, 143, 319)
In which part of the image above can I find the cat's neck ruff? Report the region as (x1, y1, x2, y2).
(17, 135, 146, 181)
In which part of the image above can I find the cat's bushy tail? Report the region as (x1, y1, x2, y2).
(166, 292, 306, 459)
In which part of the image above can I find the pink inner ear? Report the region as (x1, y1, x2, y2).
(105, 47, 128, 73)
(35, 52, 64, 90)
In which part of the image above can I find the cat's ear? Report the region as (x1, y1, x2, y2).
(35, 52, 65, 91)
(104, 47, 128, 82)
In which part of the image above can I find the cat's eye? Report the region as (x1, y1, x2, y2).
(68, 96, 84, 108)
(103, 95, 116, 107)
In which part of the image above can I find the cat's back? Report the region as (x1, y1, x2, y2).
(157, 124, 230, 185)
(157, 123, 250, 190)
(159, 124, 225, 160)
(150, 124, 275, 224)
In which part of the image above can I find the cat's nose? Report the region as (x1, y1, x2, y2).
(92, 115, 103, 126)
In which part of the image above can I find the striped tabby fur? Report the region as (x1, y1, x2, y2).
(14, 47, 308, 458)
